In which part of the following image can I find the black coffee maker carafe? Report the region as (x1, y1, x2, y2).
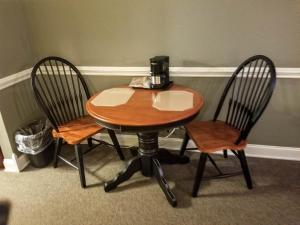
(150, 56, 171, 89)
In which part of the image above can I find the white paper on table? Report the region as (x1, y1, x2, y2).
(91, 88, 135, 107)
(152, 90, 194, 111)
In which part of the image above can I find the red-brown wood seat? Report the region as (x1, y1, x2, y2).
(185, 120, 247, 153)
(52, 116, 102, 145)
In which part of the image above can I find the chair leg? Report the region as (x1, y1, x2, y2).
(53, 138, 63, 168)
(107, 129, 125, 160)
(179, 133, 190, 156)
(238, 150, 253, 189)
(192, 153, 208, 197)
(87, 138, 93, 148)
(207, 154, 222, 175)
(74, 144, 86, 188)
(223, 149, 228, 158)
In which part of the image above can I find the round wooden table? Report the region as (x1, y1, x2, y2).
(86, 84, 204, 207)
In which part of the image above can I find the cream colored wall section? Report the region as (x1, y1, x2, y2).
(23, 0, 300, 67)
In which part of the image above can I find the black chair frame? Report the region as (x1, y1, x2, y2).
(31, 56, 125, 188)
(180, 55, 276, 196)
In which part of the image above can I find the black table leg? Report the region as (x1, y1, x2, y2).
(104, 157, 141, 192)
(153, 158, 177, 207)
(104, 132, 187, 207)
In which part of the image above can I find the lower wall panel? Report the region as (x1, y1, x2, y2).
(0, 80, 42, 158)
(0, 72, 299, 159)
(86, 76, 300, 148)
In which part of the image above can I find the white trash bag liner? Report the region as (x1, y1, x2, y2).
(15, 119, 53, 155)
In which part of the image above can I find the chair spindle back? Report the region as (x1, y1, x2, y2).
(31, 56, 90, 131)
(213, 55, 276, 143)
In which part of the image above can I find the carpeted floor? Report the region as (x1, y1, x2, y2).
(1, 145, 300, 225)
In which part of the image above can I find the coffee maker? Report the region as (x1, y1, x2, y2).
(150, 56, 171, 89)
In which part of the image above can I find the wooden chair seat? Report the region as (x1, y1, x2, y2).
(185, 120, 247, 153)
(52, 116, 103, 145)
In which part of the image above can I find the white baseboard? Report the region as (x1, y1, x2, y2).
(6, 134, 297, 173)
(95, 133, 300, 161)
(241, 144, 300, 161)
(3, 153, 30, 172)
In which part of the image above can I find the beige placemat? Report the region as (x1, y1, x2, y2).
(152, 90, 193, 111)
(91, 88, 135, 107)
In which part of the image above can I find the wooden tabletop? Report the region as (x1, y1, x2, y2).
(86, 84, 204, 130)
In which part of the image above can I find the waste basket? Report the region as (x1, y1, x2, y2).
(15, 119, 54, 168)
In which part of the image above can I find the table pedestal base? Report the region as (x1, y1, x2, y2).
(104, 132, 189, 207)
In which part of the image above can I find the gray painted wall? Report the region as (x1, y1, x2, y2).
(24, 0, 300, 67)
(22, 0, 300, 147)
(0, 0, 299, 158)
(0, 0, 40, 157)
(0, 0, 33, 78)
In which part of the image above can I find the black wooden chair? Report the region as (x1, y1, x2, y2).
(180, 55, 276, 197)
(31, 56, 125, 188)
